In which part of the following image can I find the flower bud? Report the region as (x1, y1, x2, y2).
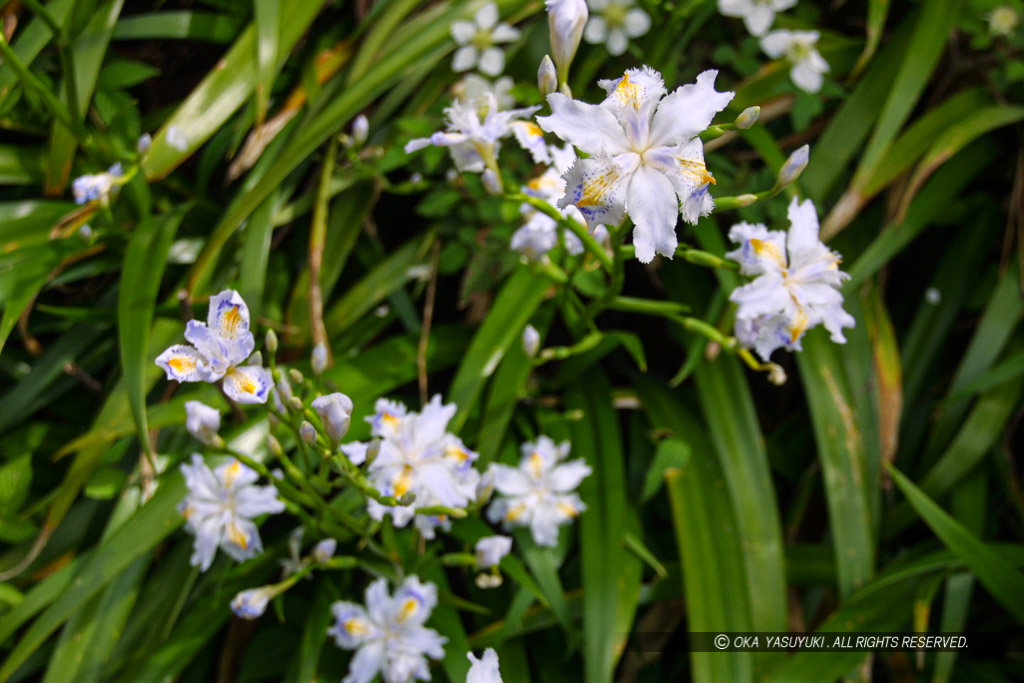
(300, 421, 318, 445)
(475, 535, 512, 568)
(736, 193, 758, 207)
(767, 364, 787, 386)
(311, 392, 354, 443)
(267, 434, 285, 457)
(546, 0, 587, 84)
(288, 368, 304, 385)
(735, 106, 760, 129)
(248, 351, 263, 367)
(352, 114, 369, 146)
(481, 168, 502, 196)
(312, 538, 337, 563)
(231, 586, 276, 620)
(521, 324, 540, 358)
(288, 396, 304, 412)
(185, 400, 222, 447)
(137, 133, 152, 154)
(311, 342, 329, 376)
(276, 376, 294, 403)
(399, 492, 417, 506)
(777, 144, 810, 188)
(79, 224, 93, 240)
(265, 329, 279, 354)
(475, 573, 503, 589)
(538, 55, 557, 98)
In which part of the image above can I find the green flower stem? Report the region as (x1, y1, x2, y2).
(606, 296, 690, 316)
(536, 330, 603, 364)
(441, 552, 478, 567)
(417, 505, 468, 518)
(509, 193, 614, 273)
(224, 448, 317, 509)
(616, 244, 739, 270)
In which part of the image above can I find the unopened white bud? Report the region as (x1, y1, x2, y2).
(312, 538, 337, 563)
(137, 133, 152, 154)
(287, 396, 304, 412)
(735, 106, 760, 129)
(311, 392, 354, 443)
(265, 329, 278, 353)
(248, 351, 263, 367)
(288, 368, 304, 385)
(538, 55, 557, 98)
(522, 324, 541, 358)
(300, 421, 317, 445)
(352, 114, 369, 146)
(767, 364, 787, 386)
(267, 434, 285, 457)
(546, 0, 587, 83)
(311, 342, 329, 376)
(777, 145, 810, 188)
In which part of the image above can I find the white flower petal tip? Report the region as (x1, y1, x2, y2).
(467, 648, 504, 683)
(726, 197, 854, 361)
(485, 436, 590, 547)
(475, 535, 513, 568)
(328, 577, 447, 683)
(179, 455, 284, 572)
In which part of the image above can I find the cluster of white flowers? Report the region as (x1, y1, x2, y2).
(726, 197, 854, 360)
(156, 290, 272, 404)
(342, 395, 482, 539)
(538, 66, 734, 263)
(716, 1, 828, 93)
(450, 2, 520, 76)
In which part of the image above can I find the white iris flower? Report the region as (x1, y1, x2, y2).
(345, 396, 480, 539)
(486, 436, 591, 547)
(156, 290, 272, 404)
(404, 94, 540, 175)
(179, 455, 285, 571)
(717, 0, 797, 37)
(450, 2, 521, 76)
(725, 197, 854, 360)
(760, 29, 830, 94)
(583, 0, 651, 57)
(328, 576, 447, 683)
(537, 66, 734, 263)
